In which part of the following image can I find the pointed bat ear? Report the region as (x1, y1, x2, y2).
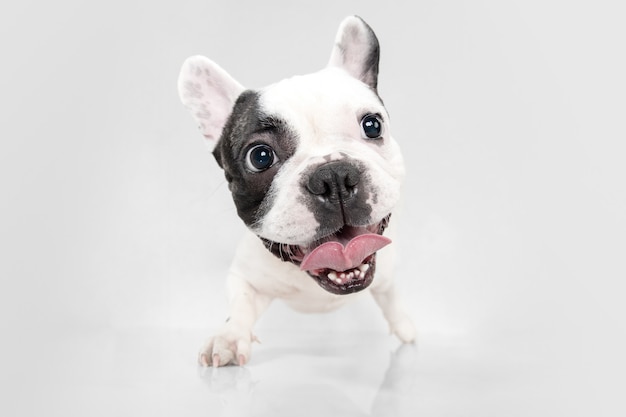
(177, 56, 245, 150)
(327, 16, 380, 91)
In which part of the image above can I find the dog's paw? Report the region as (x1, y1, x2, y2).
(198, 326, 258, 367)
(389, 314, 417, 344)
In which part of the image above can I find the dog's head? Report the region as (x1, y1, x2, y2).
(178, 16, 404, 295)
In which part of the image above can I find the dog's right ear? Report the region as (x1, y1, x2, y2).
(178, 56, 244, 150)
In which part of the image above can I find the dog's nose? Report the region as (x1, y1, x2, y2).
(306, 161, 360, 204)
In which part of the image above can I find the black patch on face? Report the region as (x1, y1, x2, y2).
(212, 90, 297, 227)
(301, 159, 373, 239)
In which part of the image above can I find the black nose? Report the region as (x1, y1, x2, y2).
(306, 161, 361, 204)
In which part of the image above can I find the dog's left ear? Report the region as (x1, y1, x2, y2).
(178, 56, 245, 149)
(328, 16, 380, 91)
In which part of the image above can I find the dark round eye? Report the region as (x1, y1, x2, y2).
(246, 144, 277, 172)
(360, 114, 383, 139)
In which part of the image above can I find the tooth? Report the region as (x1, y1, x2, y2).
(358, 264, 370, 272)
(340, 273, 346, 279)
(328, 272, 337, 281)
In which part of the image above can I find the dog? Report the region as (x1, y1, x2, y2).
(178, 16, 416, 367)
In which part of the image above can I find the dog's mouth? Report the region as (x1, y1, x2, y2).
(261, 215, 391, 295)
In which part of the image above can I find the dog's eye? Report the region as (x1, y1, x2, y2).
(360, 114, 383, 139)
(246, 144, 277, 172)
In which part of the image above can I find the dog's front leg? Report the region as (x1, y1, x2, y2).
(199, 274, 272, 367)
(371, 282, 417, 344)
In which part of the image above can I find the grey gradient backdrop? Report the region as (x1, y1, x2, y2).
(1, 0, 625, 416)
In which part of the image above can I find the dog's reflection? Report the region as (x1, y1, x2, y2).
(199, 343, 418, 416)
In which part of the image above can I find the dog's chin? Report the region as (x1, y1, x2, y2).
(305, 253, 378, 295)
(260, 215, 391, 295)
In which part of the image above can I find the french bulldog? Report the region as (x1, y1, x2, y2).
(178, 16, 416, 367)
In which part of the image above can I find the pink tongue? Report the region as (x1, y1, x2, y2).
(300, 234, 391, 272)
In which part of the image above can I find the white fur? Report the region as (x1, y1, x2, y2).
(179, 16, 416, 367)
(252, 68, 405, 244)
(200, 223, 416, 367)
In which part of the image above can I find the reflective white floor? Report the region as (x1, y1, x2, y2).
(3, 300, 622, 416)
(1, 0, 625, 416)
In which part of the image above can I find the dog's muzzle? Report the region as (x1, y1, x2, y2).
(261, 214, 391, 295)
(260, 160, 392, 295)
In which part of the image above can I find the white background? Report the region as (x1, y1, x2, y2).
(1, 0, 625, 415)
